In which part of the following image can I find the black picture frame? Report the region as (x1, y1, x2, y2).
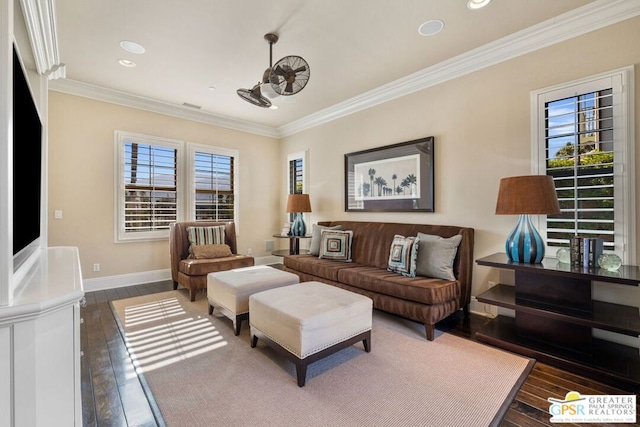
(344, 136, 434, 212)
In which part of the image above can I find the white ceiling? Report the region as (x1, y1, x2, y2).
(46, 0, 634, 135)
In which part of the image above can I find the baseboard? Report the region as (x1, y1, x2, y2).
(256, 255, 283, 266)
(469, 298, 496, 318)
(83, 256, 281, 292)
(83, 269, 173, 292)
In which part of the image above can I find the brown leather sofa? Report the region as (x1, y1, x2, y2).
(283, 221, 474, 340)
(169, 221, 254, 301)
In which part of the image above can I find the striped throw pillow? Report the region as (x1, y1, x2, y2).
(187, 225, 226, 253)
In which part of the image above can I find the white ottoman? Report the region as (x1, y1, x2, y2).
(249, 281, 373, 387)
(207, 265, 300, 335)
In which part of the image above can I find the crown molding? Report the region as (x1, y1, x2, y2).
(48, 78, 280, 138)
(46, 0, 640, 139)
(277, 0, 640, 137)
(19, 0, 65, 78)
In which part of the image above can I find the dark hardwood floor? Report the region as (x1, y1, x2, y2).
(81, 277, 639, 427)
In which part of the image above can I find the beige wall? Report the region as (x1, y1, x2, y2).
(280, 17, 640, 301)
(48, 93, 281, 279)
(47, 17, 640, 299)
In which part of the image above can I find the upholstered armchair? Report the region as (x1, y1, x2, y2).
(169, 221, 254, 301)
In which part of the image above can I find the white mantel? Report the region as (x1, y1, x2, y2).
(0, 246, 84, 427)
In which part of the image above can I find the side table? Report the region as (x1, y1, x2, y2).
(272, 234, 311, 256)
(475, 252, 640, 390)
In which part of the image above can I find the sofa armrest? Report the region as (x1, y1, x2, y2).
(453, 228, 474, 309)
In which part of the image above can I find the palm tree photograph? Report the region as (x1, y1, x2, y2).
(354, 155, 420, 200)
(345, 136, 434, 212)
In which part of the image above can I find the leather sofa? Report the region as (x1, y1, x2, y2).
(169, 221, 254, 301)
(283, 221, 474, 340)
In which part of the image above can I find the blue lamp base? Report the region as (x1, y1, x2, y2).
(505, 214, 545, 263)
(290, 212, 306, 236)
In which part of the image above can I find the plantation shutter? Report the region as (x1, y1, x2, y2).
(124, 142, 177, 232)
(544, 89, 615, 250)
(289, 158, 303, 194)
(194, 152, 234, 221)
(288, 157, 303, 222)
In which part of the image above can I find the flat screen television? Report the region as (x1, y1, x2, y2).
(12, 47, 43, 268)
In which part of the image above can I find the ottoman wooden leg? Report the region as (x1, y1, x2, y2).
(234, 313, 249, 336)
(363, 330, 371, 352)
(208, 304, 214, 315)
(295, 361, 308, 387)
(251, 335, 259, 348)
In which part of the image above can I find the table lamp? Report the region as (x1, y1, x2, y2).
(286, 194, 312, 236)
(495, 175, 561, 263)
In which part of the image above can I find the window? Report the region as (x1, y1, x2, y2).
(532, 67, 635, 263)
(287, 150, 308, 222)
(116, 134, 241, 242)
(115, 131, 184, 242)
(188, 144, 238, 222)
(289, 157, 303, 194)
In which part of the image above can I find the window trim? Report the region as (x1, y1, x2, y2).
(187, 142, 239, 230)
(114, 131, 185, 243)
(530, 66, 636, 263)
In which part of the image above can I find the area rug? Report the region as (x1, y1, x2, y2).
(110, 289, 534, 427)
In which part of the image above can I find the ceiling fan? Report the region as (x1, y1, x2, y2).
(237, 33, 311, 108)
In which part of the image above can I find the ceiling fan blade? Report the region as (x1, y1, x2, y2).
(236, 85, 272, 108)
(285, 81, 294, 93)
(293, 66, 307, 74)
(274, 65, 287, 76)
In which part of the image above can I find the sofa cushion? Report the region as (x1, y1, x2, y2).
(179, 255, 253, 276)
(309, 224, 342, 256)
(191, 244, 232, 259)
(283, 255, 361, 282)
(319, 230, 353, 262)
(415, 233, 462, 281)
(337, 266, 460, 305)
(387, 235, 418, 277)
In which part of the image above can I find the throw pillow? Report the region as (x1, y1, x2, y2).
(309, 224, 343, 256)
(415, 233, 462, 281)
(191, 244, 232, 259)
(187, 225, 226, 256)
(318, 230, 353, 262)
(187, 225, 226, 246)
(387, 235, 419, 277)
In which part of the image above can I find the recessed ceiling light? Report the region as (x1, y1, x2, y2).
(280, 96, 296, 104)
(118, 59, 136, 68)
(467, 0, 491, 10)
(418, 19, 444, 36)
(120, 40, 145, 54)
(208, 86, 216, 91)
(269, 104, 279, 110)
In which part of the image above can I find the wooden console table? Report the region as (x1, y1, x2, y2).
(476, 252, 640, 391)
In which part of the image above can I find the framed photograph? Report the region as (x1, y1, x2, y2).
(344, 136, 434, 212)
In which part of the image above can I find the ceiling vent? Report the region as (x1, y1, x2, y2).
(182, 102, 202, 109)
